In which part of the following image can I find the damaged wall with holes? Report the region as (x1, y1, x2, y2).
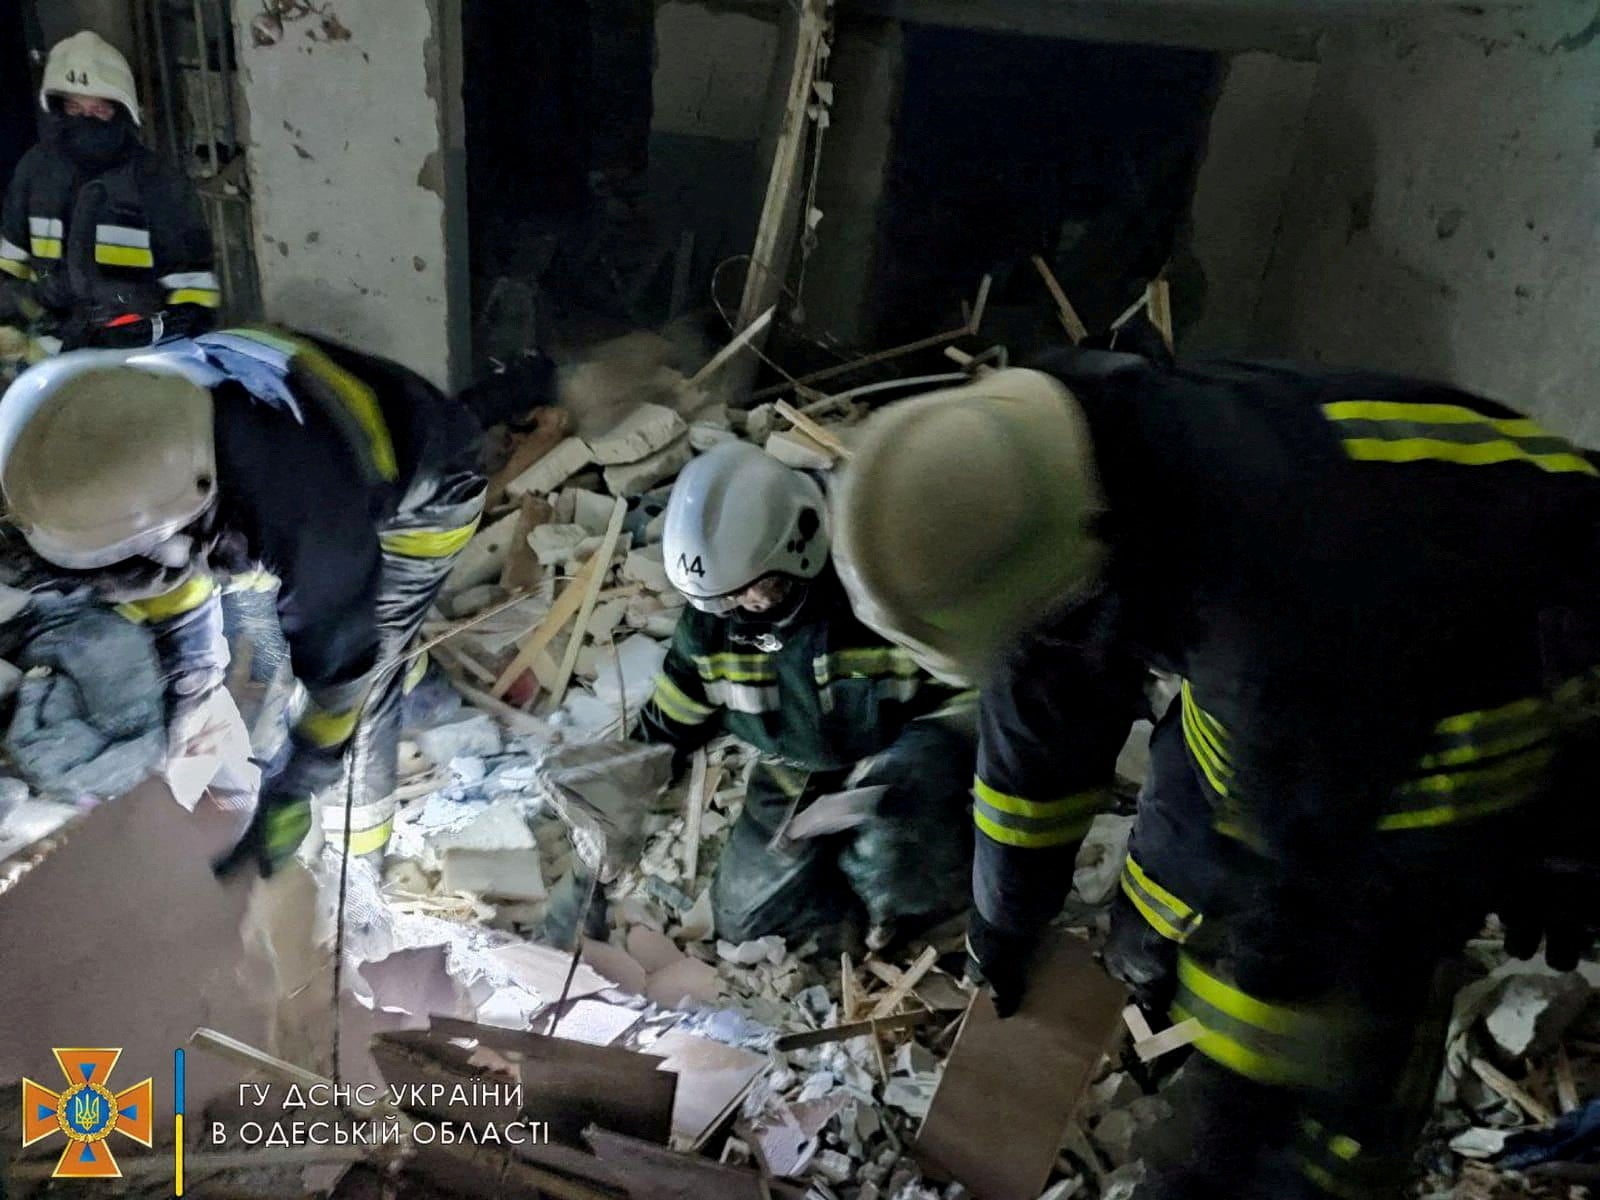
(229, 0, 469, 390)
(1184, 2, 1600, 440)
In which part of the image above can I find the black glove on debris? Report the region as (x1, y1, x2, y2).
(966, 909, 1039, 1019)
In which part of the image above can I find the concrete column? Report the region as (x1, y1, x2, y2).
(793, 17, 903, 347)
(232, 0, 468, 391)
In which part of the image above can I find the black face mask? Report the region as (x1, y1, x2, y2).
(51, 112, 134, 171)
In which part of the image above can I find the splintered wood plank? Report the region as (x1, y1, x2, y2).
(915, 931, 1127, 1200)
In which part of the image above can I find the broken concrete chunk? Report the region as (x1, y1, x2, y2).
(590, 635, 668, 709)
(584, 402, 689, 466)
(1092, 1095, 1172, 1167)
(415, 713, 503, 766)
(627, 925, 685, 973)
(678, 889, 715, 942)
(564, 487, 618, 535)
(586, 597, 630, 640)
(1073, 813, 1135, 906)
(622, 544, 673, 594)
(433, 800, 546, 901)
(883, 1073, 939, 1120)
(447, 584, 502, 618)
(1482, 972, 1591, 1060)
(604, 435, 694, 497)
(646, 956, 722, 1009)
(529, 522, 591, 567)
(507, 436, 593, 498)
(743, 403, 777, 443)
(690, 422, 739, 452)
(581, 936, 650, 996)
(443, 510, 521, 593)
(765, 429, 835, 470)
(717, 935, 787, 966)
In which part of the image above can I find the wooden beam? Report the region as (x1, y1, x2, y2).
(869, 945, 938, 1019)
(772, 1009, 940, 1051)
(545, 498, 628, 708)
(189, 1027, 329, 1091)
(1031, 255, 1087, 343)
(1133, 1016, 1204, 1062)
(491, 553, 606, 697)
(1146, 275, 1174, 353)
(774, 399, 850, 461)
(687, 307, 775, 391)
(1469, 1056, 1554, 1125)
(684, 749, 709, 882)
(723, 0, 829, 404)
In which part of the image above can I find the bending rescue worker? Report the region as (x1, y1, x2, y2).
(636, 441, 975, 948)
(0, 328, 485, 873)
(832, 351, 1600, 1200)
(1, 32, 219, 351)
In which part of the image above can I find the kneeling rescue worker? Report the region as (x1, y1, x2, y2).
(0, 328, 485, 873)
(636, 441, 975, 948)
(832, 352, 1600, 1199)
(1, 32, 219, 350)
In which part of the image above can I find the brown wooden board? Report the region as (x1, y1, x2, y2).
(914, 931, 1127, 1200)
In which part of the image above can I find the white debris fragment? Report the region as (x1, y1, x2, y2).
(717, 936, 787, 967)
(1039, 1179, 1086, 1200)
(564, 487, 618, 535)
(1448, 1127, 1513, 1159)
(622, 544, 673, 594)
(431, 800, 545, 901)
(810, 1150, 855, 1184)
(1482, 972, 1591, 1060)
(415, 713, 503, 766)
(646, 956, 722, 1009)
(1100, 1162, 1149, 1200)
(1092, 1095, 1172, 1167)
(678, 889, 715, 942)
(765, 429, 835, 470)
(584, 403, 689, 465)
(529, 523, 591, 567)
(1072, 813, 1135, 906)
(690, 421, 738, 452)
(882, 1074, 938, 1119)
(589, 635, 668, 710)
(506, 436, 593, 498)
(444, 510, 522, 593)
(604, 436, 694, 497)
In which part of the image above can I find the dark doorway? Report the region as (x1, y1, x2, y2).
(871, 27, 1222, 349)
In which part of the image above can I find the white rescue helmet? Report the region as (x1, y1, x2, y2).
(663, 441, 829, 613)
(0, 351, 217, 569)
(41, 31, 141, 126)
(833, 368, 1109, 683)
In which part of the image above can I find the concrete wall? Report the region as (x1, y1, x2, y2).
(1190, 3, 1600, 441)
(232, 0, 467, 390)
(649, 2, 780, 312)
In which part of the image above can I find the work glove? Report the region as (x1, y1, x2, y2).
(211, 782, 312, 879)
(965, 909, 1040, 1018)
(1502, 856, 1600, 972)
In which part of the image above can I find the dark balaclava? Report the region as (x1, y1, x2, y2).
(48, 101, 136, 172)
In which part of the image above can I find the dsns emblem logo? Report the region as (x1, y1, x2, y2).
(22, 1049, 153, 1178)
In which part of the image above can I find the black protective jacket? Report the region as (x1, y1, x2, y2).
(975, 350, 1600, 942)
(0, 130, 217, 345)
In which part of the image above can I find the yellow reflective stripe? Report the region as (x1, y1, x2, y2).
(94, 243, 155, 268)
(403, 650, 430, 693)
(230, 327, 399, 482)
(1323, 400, 1542, 431)
(1169, 1003, 1303, 1086)
(1398, 743, 1555, 796)
(1415, 723, 1551, 769)
(380, 518, 480, 559)
(1180, 688, 1233, 798)
(692, 653, 778, 683)
(168, 287, 222, 308)
(29, 237, 61, 259)
(974, 806, 1084, 848)
(650, 673, 715, 725)
(116, 576, 217, 624)
(296, 705, 361, 748)
(1433, 693, 1547, 735)
(972, 777, 1103, 822)
(223, 569, 279, 593)
(1375, 785, 1539, 831)
(1329, 1135, 1362, 1162)
(1121, 875, 1188, 942)
(328, 819, 394, 857)
(1124, 852, 1198, 924)
(1341, 436, 1597, 475)
(0, 256, 32, 280)
(1177, 954, 1305, 1036)
(813, 647, 921, 683)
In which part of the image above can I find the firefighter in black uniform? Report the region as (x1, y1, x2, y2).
(0, 32, 218, 351)
(832, 353, 1600, 1199)
(0, 328, 485, 873)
